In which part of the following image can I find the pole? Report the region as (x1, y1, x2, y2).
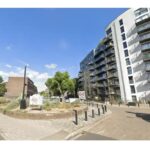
(20, 66, 27, 109)
(92, 109, 95, 118)
(85, 110, 88, 121)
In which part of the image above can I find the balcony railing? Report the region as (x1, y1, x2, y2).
(137, 22, 150, 33)
(95, 62, 106, 68)
(107, 72, 118, 78)
(141, 43, 150, 51)
(105, 49, 115, 56)
(97, 74, 107, 81)
(139, 33, 150, 42)
(143, 53, 150, 61)
(109, 81, 119, 86)
(107, 64, 117, 70)
(107, 57, 116, 63)
(95, 68, 106, 74)
(95, 54, 105, 62)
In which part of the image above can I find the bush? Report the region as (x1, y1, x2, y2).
(3, 99, 20, 112)
(127, 102, 136, 106)
(0, 97, 10, 104)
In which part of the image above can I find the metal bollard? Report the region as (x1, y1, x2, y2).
(73, 110, 78, 125)
(92, 109, 95, 118)
(98, 108, 100, 116)
(85, 110, 88, 121)
(138, 102, 140, 107)
(105, 105, 107, 112)
(102, 105, 105, 114)
(97, 104, 99, 108)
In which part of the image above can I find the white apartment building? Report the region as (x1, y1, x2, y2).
(105, 8, 150, 102)
(78, 8, 150, 103)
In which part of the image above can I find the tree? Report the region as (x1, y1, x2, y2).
(0, 76, 7, 97)
(45, 71, 75, 97)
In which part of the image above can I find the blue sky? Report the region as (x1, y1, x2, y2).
(0, 8, 127, 91)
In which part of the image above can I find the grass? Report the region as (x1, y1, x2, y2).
(42, 100, 81, 111)
(0, 97, 10, 105)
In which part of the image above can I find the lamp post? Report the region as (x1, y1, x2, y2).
(20, 66, 27, 109)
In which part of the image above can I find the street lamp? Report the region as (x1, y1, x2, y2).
(20, 66, 27, 109)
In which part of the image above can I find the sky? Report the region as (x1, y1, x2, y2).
(0, 8, 127, 92)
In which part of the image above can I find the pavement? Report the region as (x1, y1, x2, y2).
(74, 131, 115, 140)
(0, 104, 108, 140)
(71, 105, 150, 140)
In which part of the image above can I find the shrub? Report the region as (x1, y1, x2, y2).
(3, 99, 20, 112)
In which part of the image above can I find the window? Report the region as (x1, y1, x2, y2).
(125, 58, 131, 66)
(132, 96, 137, 102)
(129, 76, 134, 84)
(124, 50, 129, 57)
(121, 34, 126, 41)
(123, 42, 127, 49)
(127, 67, 132, 75)
(120, 26, 125, 33)
(119, 19, 123, 26)
(130, 86, 136, 94)
(106, 28, 112, 35)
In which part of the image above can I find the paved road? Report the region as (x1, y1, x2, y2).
(75, 131, 115, 140)
(79, 106, 150, 140)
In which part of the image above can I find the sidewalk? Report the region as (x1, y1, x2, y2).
(0, 104, 110, 140)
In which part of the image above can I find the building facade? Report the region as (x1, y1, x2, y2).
(78, 8, 150, 103)
(5, 77, 38, 98)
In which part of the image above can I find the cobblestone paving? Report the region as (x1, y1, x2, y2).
(86, 105, 150, 140)
(0, 104, 107, 140)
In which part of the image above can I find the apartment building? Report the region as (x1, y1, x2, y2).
(78, 8, 150, 103)
(5, 77, 38, 98)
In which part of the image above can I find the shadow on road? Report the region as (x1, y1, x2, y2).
(126, 111, 150, 123)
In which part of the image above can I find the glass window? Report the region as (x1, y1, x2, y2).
(132, 96, 137, 102)
(124, 50, 129, 57)
(130, 86, 136, 94)
(123, 42, 127, 49)
(120, 26, 125, 33)
(129, 76, 134, 84)
(106, 28, 112, 35)
(125, 58, 131, 66)
(127, 67, 132, 75)
(121, 34, 126, 41)
(119, 19, 123, 26)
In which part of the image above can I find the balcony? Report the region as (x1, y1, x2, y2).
(136, 14, 150, 26)
(94, 54, 105, 63)
(139, 33, 150, 43)
(107, 57, 116, 63)
(78, 78, 84, 82)
(107, 64, 117, 71)
(95, 68, 106, 75)
(107, 72, 118, 78)
(141, 43, 150, 52)
(89, 72, 95, 77)
(105, 42, 113, 50)
(137, 22, 150, 34)
(105, 49, 115, 56)
(103, 36, 112, 44)
(88, 66, 95, 71)
(97, 74, 107, 81)
(145, 64, 150, 72)
(108, 81, 119, 87)
(90, 77, 97, 83)
(88, 61, 94, 65)
(95, 61, 105, 69)
(143, 53, 150, 61)
(109, 90, 120, 95)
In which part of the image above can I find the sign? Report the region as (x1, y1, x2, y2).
(78, 91, 86, 100)
(29, 94, 43, 106)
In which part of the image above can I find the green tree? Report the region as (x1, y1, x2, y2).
(0, 76, 7, 97)
(45, 71, 75, 97)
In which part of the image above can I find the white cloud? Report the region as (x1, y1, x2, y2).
(45, 64, 57, 69)
(5, 64, 12, 68)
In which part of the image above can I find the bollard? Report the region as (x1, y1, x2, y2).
(98, 108, 100, 116)
(73, 110, 78, 125)
(85, 110, 88, 121)
(137, 102, 140, 108)
(105, 105, 107, 112)
(102, 105, 105, 114)
(97, 104, 99, 108)
(92, 109, 95, 118)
